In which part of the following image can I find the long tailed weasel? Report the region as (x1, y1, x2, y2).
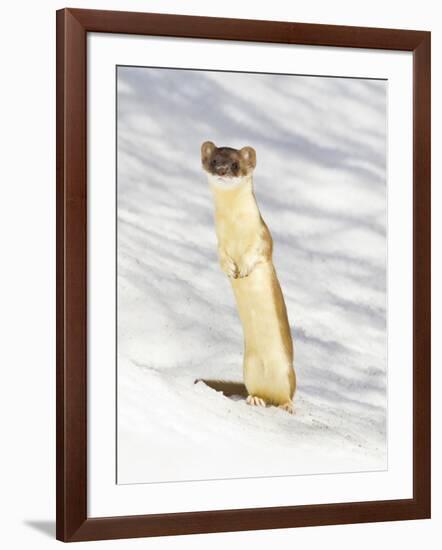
(201, 141, 296, 413)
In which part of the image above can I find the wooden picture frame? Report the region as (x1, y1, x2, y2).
(56, 8, 431, 542)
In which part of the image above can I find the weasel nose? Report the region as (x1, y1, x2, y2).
(217, 165, 228, 176)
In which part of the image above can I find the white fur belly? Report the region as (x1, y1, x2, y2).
(231, 261, 295, 404)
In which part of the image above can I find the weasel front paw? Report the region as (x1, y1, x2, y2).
(237, 257, 260, 278)
(220, 256, 238, 279)
(237, 263, 252, 278)
(279, 400, 294, 414)
(246, 395, 266, 407)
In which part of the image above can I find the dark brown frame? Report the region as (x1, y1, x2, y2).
(56, 7, 431, 542)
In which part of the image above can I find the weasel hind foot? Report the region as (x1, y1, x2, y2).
(246, 395, 266, 408)
(279, 400, 294, 414)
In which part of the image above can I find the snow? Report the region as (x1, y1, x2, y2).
(116, 66, 387, 484)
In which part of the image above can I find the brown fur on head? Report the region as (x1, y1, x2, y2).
(201, 141, 256, 178)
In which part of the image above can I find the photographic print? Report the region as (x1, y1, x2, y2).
(116, 65, 387, 485)
(56, 10, 430, 540)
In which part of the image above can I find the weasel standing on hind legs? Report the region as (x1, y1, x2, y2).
(201, 141, 296, 414)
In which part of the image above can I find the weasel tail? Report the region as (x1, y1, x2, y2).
(201, 141, 296, 413)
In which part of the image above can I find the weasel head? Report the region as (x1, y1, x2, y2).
(201, 141, 256, 190)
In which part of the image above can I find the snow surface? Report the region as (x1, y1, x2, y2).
(117, 66, 387, 484)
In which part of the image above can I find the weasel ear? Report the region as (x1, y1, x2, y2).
(240, 146, 256, 170)
(201, 141, 216, 162)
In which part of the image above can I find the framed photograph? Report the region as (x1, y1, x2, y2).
(56, 8, 431, 542)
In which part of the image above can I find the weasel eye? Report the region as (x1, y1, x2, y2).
(231, 162, 239, 171)
(211, 159, 217, 166)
